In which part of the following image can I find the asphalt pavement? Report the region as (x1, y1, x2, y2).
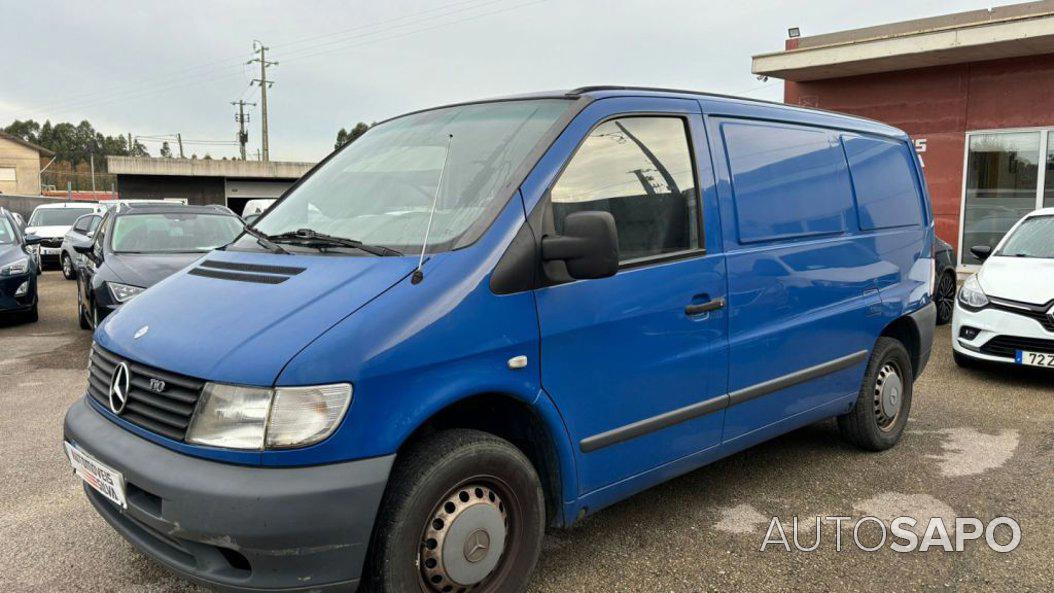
(1, 272, 1051, 592)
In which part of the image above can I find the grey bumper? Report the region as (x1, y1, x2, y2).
(907, 301, 936, 377)
(64, 397, 394, 592)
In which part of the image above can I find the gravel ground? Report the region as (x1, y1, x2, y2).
(1, 272, 1051, 592)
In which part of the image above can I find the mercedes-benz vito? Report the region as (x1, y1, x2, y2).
(64, 87, 936, 592)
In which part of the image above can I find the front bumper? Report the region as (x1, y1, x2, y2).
(952, 300, 1054, 364)
(64, 397, 394, 592)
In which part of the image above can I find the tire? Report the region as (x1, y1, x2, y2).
(61, 253, 76, 280)
(838, 337, 914, 451)
(78, 300, 91, 330)
(935, 271, 956, 325)
(953, 350, 980, 369)
(23, 303, 38, 323)
(364, 429, 545, 593)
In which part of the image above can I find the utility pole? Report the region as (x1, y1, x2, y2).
(231, 100, 256, 161)
(89, 153, 97, 193)
(127, 133, 134, 155)
(248, 40, 277, 161)
(176, 133, 185, 159)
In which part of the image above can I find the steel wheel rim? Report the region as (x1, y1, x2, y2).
(873, 362, 903, 431)
(937, 273, 955, 322)
(417, 475, 521, 593)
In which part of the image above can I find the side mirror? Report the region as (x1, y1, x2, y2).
(24, 234, 43, 246)
(970, 245, 992, 262)
(72, 241, 94, 255)
(541, 211, 619, 280)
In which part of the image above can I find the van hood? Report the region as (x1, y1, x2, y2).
(96, 250, 417, 385)
(104, 252, 205, 288)
(24, 225, 70, 239)
(978, 256, 1054, 305)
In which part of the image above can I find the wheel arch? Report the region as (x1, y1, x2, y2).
(879, 314, 924, 377)
(396, 391, 576, 528)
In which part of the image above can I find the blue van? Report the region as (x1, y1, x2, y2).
(63, 87, 936, 592)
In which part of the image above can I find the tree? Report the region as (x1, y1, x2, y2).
(159, 141, 173, 158)
(334, 122, 371, 149)
(3, 118, 149, 164)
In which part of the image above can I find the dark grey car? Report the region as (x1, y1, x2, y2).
(74, 203, 244, 329)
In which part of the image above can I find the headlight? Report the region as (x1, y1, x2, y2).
(957, 275, 988, 309)
(107, 282, 145, 303)
(26, 245, 39, 254)
(0, 257, 29, 276)
(185, 382, 352, 450)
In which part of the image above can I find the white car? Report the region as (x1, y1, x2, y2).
(24, 202, 103, 270)
(953, 207, 1054, 369)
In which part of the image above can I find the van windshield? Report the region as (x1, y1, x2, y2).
(997, 215, 1054, 258)
(254, 99, 572, 253)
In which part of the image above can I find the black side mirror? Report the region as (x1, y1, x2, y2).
(541, 211, 619, 280)
(72, 240, 96, 257)
(970, 245, 992, 262)
(24, 234, 43, 246)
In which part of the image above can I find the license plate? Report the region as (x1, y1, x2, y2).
(64, 442, 126, 509)
(1015, 350, 1054, 368)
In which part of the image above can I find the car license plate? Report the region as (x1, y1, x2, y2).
(64, 442, 126, 509)
(1015, 350, 1054, 368)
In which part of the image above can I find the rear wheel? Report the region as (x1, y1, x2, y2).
(838, 337, 913, 451)
(61, 253, 76, 280)
(365, 429, 545, 593)
(935, 271, 956, 325)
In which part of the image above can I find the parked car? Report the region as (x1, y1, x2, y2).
(11, 211, 26, 231)
(934, 237, 958, 325)
(63, 87, 936, 593)
(73, 203, 244, 329)
(242, 198, 277, 218)
(953, 207, 1054, 368)
(24, 202, 102, 270)
(60, 213, 104, 280)
(0, 207, 42, 322)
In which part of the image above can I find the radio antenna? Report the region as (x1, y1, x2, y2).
(412, 133, 454, 284)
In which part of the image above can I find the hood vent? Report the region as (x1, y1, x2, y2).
(188, 259, 306, 285)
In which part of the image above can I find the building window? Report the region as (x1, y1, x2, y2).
(1045, 131, 1054, 209)
(0, 167, 16, 182)
(962, 131, 1044, 266)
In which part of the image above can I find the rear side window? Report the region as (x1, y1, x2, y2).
(551, 116, 699, 262)
(842, 135, 923, 230)
(721, 120, 853, 243)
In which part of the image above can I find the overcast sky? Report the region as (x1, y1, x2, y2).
(0, 0, 1021, 162)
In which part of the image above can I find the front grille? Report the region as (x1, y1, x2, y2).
(87, 344, 204, 441)
(989, 299, 1054, 333)
(979, 335, 1054, 359)
(41, 238, 62, 248)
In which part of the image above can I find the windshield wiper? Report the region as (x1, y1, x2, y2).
(268, 228, 403, 257)
(241, 225, 288, 254)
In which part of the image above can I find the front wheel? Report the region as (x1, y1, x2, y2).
(935, 271, 956, 325)
(838, 337, 914, 451)
(61, 253, 76, 280)
(365, 429, 545, 593)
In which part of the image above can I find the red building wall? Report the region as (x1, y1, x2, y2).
(784, 53, 1054, 251)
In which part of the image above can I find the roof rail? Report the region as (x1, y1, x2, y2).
(566, 85, 786, 108)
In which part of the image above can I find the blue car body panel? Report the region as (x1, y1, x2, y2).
(84, 88, 934, 529)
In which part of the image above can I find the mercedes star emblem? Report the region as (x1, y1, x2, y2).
(109, 362, 131, 415)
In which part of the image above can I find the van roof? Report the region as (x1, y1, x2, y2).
(389, 85, 907, 139)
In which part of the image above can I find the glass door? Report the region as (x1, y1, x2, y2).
(960, 131, 1043, 266)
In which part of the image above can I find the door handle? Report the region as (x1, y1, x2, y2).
(685, 297, 726, 316)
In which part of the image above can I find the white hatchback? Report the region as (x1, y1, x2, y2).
(953, 208, 1054, 368)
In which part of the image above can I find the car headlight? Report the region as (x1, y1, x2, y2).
(26, 245, 39, 254)
(0, 257, 29, 276)
(107, 282, 145, 303)
(957, 274, 988, 309)
(186, 383, 352, 450)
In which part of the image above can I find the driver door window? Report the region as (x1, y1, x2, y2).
(550, 116, 699, 263)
